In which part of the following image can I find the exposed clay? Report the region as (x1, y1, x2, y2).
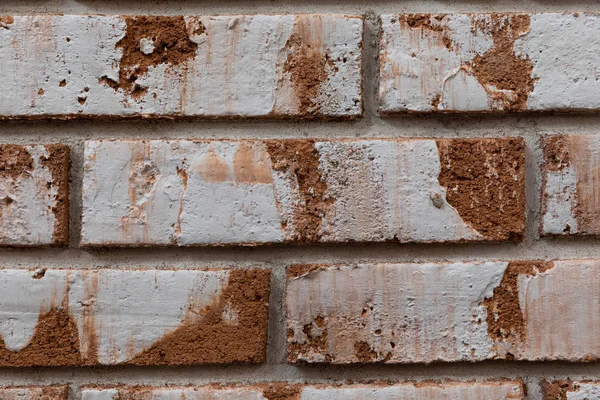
(354, 341, 378, 362)
(471, 14, 535, 111)
(261, 384, 302, 400)
(542, 135, 570, 172)
(541, 380, 576, 400)
(0, 16, 13, 29)
(0, 145, 33, 181)
(482, 261, 554, 356)
(287, 315, 331, 363)
(128, 269, 270, 365)
(287, 264, 326, 279)
(436, 138, 525, 241)
(398, 14, 453, 50)
(282, 16, 329, 115)
(102, 16, 198, 97)
(0, 308, 84, 367)
(265, 140, 333, 242)
(40, 145, 70, 246)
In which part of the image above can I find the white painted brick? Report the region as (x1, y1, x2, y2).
(541, 134, 600, 236)
(82, 381, 524, 400)
(0, 15, 362, 119)
(0, 386, 67, 400)
(379, 13, 600, 113)
(286, 260, 600, 363)
(81, 138, 524, 246)
(0, 268, 269, 366)
(542, 381, 600, 400)
(0, 144, 69, 246)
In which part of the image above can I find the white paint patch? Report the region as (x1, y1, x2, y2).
(0, 15, 362, 119)
(542, 164, 578, 235)
(0, 146, 59, 246)
(567, 382, 600, 400)
(380, 13, 600, 113)
(0, 269, 230, 364)
(286, 262, 508, 363)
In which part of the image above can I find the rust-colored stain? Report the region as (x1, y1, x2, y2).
(100, 16, 199, 97)
(40, 144, 70, 246)
(399, 14, 454, 50)
(0, 145, 34, 181)
(282, 16, 329, 116)
(436, 138, 525, 241)
(541, 380, 576, 400)
(482, 261, 554, 356)
(261, 384, 302, 400)
(195, 147, 230, 182)
(174, 165, 188, 242)
(0, 308, 84, 367)
(287, 315, 331, 363)
(265, 139, 333, 243)
(80, 271, 99, 364)
(471, 14, 535, 111)
(233, 143, 273, 184)
(128, 269, 270, 365)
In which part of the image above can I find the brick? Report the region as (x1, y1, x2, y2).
(81, 381, 524, 399)
(0, 268, 269, 366)
(0, 386, 67, 400)
(286, 260, 600, 363)
(542, 380, 600, 400)
(379, 13, 600, 114)
(0, 144, 69, 246)
(0, 15, 362, 120)
(541, 134, 600, 236)
(81, 138, 524, 246)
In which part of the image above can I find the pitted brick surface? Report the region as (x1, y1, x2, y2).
(0, 15, 362, 119)
(286, 260, 599, 363)
(81, 138, 524, 246)
(0, 386, 68, 400)
(379, 13, 600, 113)
(0, 268, 269, 366)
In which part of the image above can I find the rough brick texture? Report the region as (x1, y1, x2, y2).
(81, 138, 524, 246)
(0, 268, 269, 366)
(541, 134, 600, 236)
(0, 15, 362, 119)
(0, 386, 68, 400)
(0, 144, 69, 246)
(542, 380, 600, 400)
(379, 13, 600, 113)
(81, 381, 524, 399)
(287, 260, 600, 363)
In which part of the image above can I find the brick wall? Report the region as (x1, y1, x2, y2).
(0, 1, 599, 399)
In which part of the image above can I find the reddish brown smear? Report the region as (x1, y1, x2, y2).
(541, 380, 576, 400)
(436, 138, 525, 241)
(265, 140, 333, 243)
(542, 135, 570, 172)
(0, 309, 83, 367)
(103, 16, 198, 97)
(283, 17, 328, 115)
(482, 261, 554, 354)
(287, 319, 330, 363)
(40, 144, 70, 246)
(0, 145, 33, 181)
(471, 14, 535, 111)
(261, 384, 302, 400)
(354, 341, 378, 362)
(128, 269, 270, 365)
(398, 14, 453, 50)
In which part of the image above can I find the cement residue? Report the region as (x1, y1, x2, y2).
(282, 16, 329, 116)
(0, 145, 33, 181)
(541, 380, 576, 400)
(436, 138, 525, 241)
(482, 261, 554, 358)
(40, 144, 70, 246)
(265, 140, 333, 243)
(101, 16, 199, 98)
(128, 269, 270, 365)
(471, 14, 535, 111)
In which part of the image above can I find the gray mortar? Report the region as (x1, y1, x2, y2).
(1, 1, 600, 399)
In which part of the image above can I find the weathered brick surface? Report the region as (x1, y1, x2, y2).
(542, 380, 600, 400)
(0, 386, 67, 400)
(541, 134, 600, 236)
(0, 268, 269, 366)
(286, 260, 599, 363)
(81, 381, 524, 399)
(0, 15, 362, 120)
(81, 138, 524, 246)
(379, 13, 600, 113)
(0, 144, 69, 246)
